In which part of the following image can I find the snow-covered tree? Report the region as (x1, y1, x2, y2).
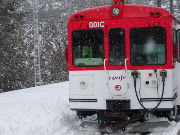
(2, 0, 179, 91)
(0, 0, 30, 91)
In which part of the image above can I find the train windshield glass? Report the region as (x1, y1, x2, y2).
(130, 27, 166, 66)
(109, 28, 125, 66)
(72, 29, 104, 67)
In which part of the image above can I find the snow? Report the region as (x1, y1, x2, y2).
(0, 81, 180, 135)
(150, 122, 180, 135)
(0, 82, 80, 135)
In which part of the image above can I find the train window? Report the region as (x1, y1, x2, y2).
(177, 30, 180, 62)
(109, 28, 125, 66)
(130, 27, 166, 66)
(72, 29, 104, 67)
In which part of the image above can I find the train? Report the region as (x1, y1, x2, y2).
(66, 0, 180, 133)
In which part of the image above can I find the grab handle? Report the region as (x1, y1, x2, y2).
(104, 59, 108, 71)
(125, 58, 128, 71)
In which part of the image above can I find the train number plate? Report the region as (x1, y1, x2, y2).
(89, 21, 105, 28)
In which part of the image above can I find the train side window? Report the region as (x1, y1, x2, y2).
(130, 27, 166, 66)
(72, 29, 104, 67)
(109, 28, 125, 66)
(177, 30, 180, 62)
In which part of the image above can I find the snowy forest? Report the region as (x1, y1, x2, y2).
(0, 0, 180, 92)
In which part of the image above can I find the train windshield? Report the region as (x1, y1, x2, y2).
(72, 29, 104, 67)
(130, 27, 166, 66)
(109, 28, 125, 66)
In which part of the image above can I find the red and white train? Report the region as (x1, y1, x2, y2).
(66, 0, 180, 132)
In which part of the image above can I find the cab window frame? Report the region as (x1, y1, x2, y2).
(71, 28, 105, 67)
(109, 28, 126, 66)
(172, 28, 177, 62)
(130, 26, 167, 66)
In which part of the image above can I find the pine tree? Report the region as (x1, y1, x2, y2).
(0, 0, 28, 91)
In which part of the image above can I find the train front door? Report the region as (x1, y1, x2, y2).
(107, 27, 128, 96)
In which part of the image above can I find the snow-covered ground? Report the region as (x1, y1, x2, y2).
(0, 81, 180, 135)
(0, 82, 79, 135)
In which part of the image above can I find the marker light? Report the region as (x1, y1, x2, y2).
(80, 14, 84, 18)
(111, 7, 120, 16)
(80, 81, 88, 89)
(74, 15, 78, 19)
(149, 73, 152, 76)
(149, 78, 158, 88)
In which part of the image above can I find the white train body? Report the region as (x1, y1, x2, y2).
(70, 69, 176, 110)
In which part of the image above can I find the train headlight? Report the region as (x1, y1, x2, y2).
(80, 81, 88, 89)
(111, 7, 120, 16)
(148, 78, 158, 88)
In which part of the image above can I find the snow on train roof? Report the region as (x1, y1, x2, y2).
(69, 4, 171, 22)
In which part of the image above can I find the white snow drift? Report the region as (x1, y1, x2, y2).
(0, 81, 180, 135)
(0, 82, 80, 135)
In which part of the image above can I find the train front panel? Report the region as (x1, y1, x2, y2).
(68, 16, 175, 111)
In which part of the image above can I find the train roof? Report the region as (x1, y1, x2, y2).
(69, 4, 172, 22)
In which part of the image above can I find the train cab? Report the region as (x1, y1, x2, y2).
(67, 0, 180, 131)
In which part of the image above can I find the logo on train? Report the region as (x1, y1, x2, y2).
(109, 75, 126, 81)
(115, 85, 122, 91)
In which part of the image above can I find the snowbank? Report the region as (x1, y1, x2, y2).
(0, 82, 81, 135)
(0, 81, 180, 135)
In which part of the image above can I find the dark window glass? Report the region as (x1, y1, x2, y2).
(172, 28, 176, 44)
(72, 29, 104, 67)
(130, 27, 166, 66)
(109, 28, 125, 66)
(177, 30, 180, 62)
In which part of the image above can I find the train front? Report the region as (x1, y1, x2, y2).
(67, 0, 179, 129)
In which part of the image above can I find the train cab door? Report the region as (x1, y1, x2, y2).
(107, 27, 128, 96)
